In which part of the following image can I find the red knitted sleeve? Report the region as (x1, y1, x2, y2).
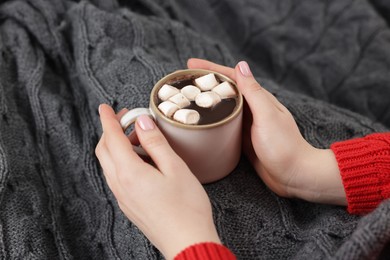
(330, 132, 390, 215)
(174, 242, 236, 260)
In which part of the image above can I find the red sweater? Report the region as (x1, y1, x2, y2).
(175, 132, 390, 260)
(330, 132, 390, 214)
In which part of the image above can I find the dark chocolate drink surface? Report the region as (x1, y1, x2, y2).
(159, 76, 237, 125)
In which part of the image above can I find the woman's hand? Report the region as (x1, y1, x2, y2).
(95, 104, 220, 259)
(188, 59, 347, 206)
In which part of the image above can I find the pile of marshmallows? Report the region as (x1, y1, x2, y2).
(157, 73, 237, 125)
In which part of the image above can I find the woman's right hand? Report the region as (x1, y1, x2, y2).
(188, 59, 347, 206)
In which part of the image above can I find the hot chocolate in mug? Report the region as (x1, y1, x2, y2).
(120, 69, 243, 184)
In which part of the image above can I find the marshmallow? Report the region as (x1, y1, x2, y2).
(212, 81, 237, 99)
(168, 93, 191, 108)
(158, 101, 180, 118)
(195, 73, 219, 91)
(158, 84, 180, 101)
(181, 85, 201, 101)
(173, 109, 200, 125)
(195, 91, 221, 108)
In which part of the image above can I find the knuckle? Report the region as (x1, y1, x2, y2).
(115, 164, 139, 186)
(166, 159, 189, 173)
(95, 142, 102, 157)
(141, 133, 167, 149)
(108, 127, 125, 140)
(247, 81, 262, 92)
(117, 201, 126, 212)
(116, 167, 130, 184)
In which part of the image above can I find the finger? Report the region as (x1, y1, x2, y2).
(116, 108, 129, 120)
(242, 129, 273, 187)
(187, 58, 236, 81)
(128, 130, 140, 146)
(243, 100, 253, 131)
(96, 133, 116, 175)
(135, 114, 183, 175)
(238, 61, 286, 112)
(242, 128, 256, 163)
(95, 133, 119, 189)
(234, 61, 282, 125)
(115, 108, 138, 144)
(262, 90, 288, 113)
(99, 104, 144, 166)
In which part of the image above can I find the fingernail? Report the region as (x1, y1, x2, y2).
(238, 61, 252, 77)
(98, 104, 102, 115)
(137, 115, 155, 131)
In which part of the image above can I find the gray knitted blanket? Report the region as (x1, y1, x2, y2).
(0, 0, 389, 259)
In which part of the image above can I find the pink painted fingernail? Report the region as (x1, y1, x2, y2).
(137, 115, 155, 131)
(238, 61, 252, 77)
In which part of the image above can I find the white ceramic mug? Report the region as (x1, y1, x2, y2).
(120, 69, 243, 184)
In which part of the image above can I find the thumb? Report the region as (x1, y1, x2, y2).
(135, 115, 183, 174)
(234, 61, 281, 120)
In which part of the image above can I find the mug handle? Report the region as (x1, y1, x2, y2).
(119, 108, 154, 157)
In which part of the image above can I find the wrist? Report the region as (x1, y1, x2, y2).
(162, 222, 222, 260)
(288, 147, 347, 205)
(174, 242, 236, 260)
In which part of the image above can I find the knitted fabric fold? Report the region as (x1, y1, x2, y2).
(1, 0, 390, 259)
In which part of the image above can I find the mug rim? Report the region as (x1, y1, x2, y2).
(150, 69, 243, 130)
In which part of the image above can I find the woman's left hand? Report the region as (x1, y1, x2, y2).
(95, 104, 221, 259)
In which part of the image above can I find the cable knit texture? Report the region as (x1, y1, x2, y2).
(331, 133, 390, 215)
(0, 0, 390, 259)
(174, 243, 236, 260)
